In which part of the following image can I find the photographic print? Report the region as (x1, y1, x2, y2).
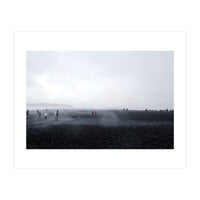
(26, 51, 174, 149)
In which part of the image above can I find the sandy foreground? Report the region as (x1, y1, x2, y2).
(27, 109, 174, 149)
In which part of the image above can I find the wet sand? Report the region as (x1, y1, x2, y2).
(27, 109, 174, 149)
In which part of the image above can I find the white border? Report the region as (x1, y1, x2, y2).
(14, 32, 186, 168)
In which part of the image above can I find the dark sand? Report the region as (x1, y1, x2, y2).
(26, 109, 174, 149)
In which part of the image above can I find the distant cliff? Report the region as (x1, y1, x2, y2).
(27, 103, 72, 110)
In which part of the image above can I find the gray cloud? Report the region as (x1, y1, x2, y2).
(27, 51, 174, 110)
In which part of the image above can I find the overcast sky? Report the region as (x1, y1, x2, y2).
(27, 51, 174, 110)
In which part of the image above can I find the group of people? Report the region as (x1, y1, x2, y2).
(34, 109, 59, 121)
(91, 110, 97, 117)
(27, 109, 99, 120)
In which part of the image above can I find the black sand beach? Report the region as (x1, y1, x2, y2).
(26, 109, 174, 149)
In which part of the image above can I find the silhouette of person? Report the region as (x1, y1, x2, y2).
(44, 111, 48, 120)
(38, 111, 41, 120)
(55, 110, 59, 121)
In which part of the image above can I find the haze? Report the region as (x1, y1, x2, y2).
(27, 51, 173, 110)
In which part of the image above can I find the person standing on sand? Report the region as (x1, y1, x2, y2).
(92, 111, 93, 117)
(37, 110, 39, 120)
(54, 110, 57, 120)
(55, 110, 59, 121)
(56, 110, 59, 120)
(94, 111, 97, 117)
(38, 111, 41, 120)
(44, 111, 48, 120)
